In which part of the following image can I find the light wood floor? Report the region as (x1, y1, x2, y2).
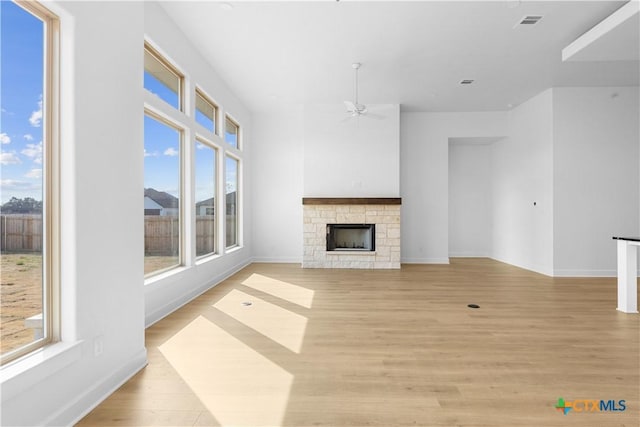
(78, 259, 639, 427)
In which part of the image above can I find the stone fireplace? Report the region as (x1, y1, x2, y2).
(303, 198, 401, 269)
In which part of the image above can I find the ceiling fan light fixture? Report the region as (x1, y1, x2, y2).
(342, 62, 382, 121)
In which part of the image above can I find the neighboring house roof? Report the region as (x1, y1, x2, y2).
(144, 196, 163, 210)
(195, 197, 214, 208)
(195, 193, 236, 208)
(144, 188, 178, 209)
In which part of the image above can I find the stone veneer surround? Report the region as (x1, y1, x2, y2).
(303, 199, 401, 269)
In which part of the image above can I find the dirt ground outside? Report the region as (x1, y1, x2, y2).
(144, 255, 179, 276)
(1, 253, 42, 355)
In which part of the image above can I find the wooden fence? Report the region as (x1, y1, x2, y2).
(144, 216, 181, 256)
(1, 215, 236, 254)
(1, 215, 43, 252)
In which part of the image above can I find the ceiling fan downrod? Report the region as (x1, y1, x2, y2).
(353, 62, 361, 108)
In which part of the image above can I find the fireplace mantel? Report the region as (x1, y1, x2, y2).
(302, 197, 401, 205)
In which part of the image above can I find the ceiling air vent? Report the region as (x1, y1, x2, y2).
(460, 79, 474, 85)
(517, 15, 542, 26)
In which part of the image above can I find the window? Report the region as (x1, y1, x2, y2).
(144, 42, 183, 111)
(0, 0, 59, 364)
(143, 40, 244, 276)
(195, 89, 218, 134)
(225, 156, 239, 248)
(144, 113, 182, 276)
(225, 115, 239, 149)
(195, 139, 217, 258)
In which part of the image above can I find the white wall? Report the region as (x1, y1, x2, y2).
(553, 87, 640, 276)
(1, 3, 146, 426)
(491, 90, 554, 276)
(448, 142, 493, 257)
(303, 104, 400, 197)
(252, 108, 304, 262)
(143, 2, 253, 326)
(400, 112, 507, 263)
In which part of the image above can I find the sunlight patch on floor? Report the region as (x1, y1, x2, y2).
(214, 289, 308, 353)
(242, 273, 315, 308)
(159, 315, 293, 427)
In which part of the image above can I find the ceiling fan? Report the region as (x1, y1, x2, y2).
(343, 63, 383, 121)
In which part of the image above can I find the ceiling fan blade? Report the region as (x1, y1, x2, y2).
(344, 100, 356, 112)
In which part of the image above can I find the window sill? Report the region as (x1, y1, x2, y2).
(0, 340, 83, 401)
(195, 253, 221, 266)
(225, 245, 242, 255)
(144, 265, 190, 286)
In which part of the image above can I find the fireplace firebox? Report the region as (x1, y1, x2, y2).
(326, 224, 375, 252)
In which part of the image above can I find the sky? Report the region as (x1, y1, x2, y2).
(1, 0, 238, 207)
(0, 1, 45, 205)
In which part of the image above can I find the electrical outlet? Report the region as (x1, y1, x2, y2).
(94, 336, 104, 357)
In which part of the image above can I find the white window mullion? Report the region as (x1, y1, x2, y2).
(236, 156, 243, 249)
(183, 78, 195, 267)
(182, 127, 195, 267)
(219, 148, 227, 254)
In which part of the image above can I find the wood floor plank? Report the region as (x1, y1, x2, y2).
(77, 259, 639, 427)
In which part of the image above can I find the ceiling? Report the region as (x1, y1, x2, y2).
(160, 1, 640, 113)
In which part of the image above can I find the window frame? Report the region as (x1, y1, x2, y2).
(194, 136, 219, 259)
(1, 0, 60, 366)
(224, 114, 241, 150)
(224, 153, 241, 250)
(142, 38, 245, 280)
(144, 41, 184, 112)
(143, 109, 185, 278)
(195, 88, 219, 135)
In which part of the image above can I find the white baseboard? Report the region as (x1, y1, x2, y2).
(50, 348, 147, 427)
(553, 269, 616, 277)
(401, 257, 450, 264)
(252, 256, 302, 263)
(553, 269, 640, 277)
(490, 256, 553, 277)
(448, 253, 490, 258)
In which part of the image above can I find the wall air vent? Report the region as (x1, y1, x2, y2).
(516, 15, 543, 26)
(459, 79, 474, 85)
